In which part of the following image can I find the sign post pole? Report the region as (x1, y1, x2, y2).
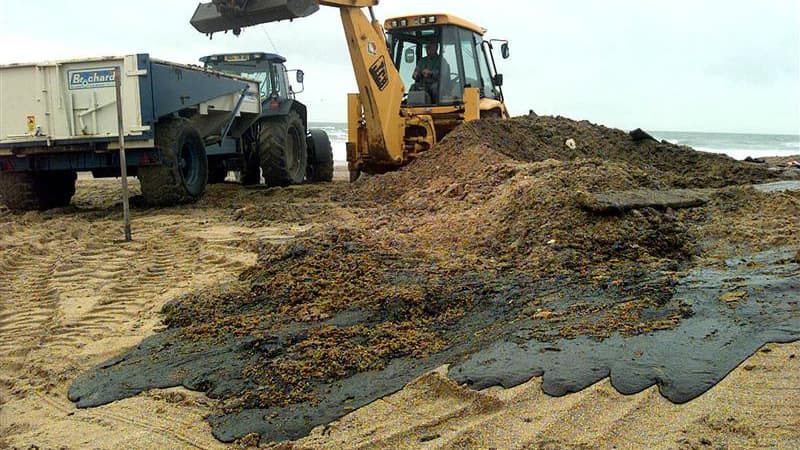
(113, 67, 132, 242)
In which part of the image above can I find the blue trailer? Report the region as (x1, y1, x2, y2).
(0, 53, 332, 210)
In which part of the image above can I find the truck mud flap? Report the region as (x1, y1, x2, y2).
(191, 0, 320, 34)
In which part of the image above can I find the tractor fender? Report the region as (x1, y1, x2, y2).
(259, 99, 308, 129)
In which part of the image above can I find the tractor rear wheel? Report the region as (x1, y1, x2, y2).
(258, 111, 307, 187)
(139, 118, 208, 206)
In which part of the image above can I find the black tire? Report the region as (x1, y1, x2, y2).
(48, 171, 77, 207)
(259, 111, 307, 187)
(0, 171, 76, 211)
(306, 129, 334, 183)
(208, 159, 228, 184)
(239, 136, 261, 185)
(139, 119, 208, 206)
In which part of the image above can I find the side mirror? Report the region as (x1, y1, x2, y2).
(404, 47, 416, 64)
(296, 69, 305, 84)
(493, 73, 504, 87)
(501, 43, 510, 59)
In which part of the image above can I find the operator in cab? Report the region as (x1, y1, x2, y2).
(411, 42, 449, 103)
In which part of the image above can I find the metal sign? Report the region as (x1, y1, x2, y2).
(224, 54, 250, 62)
(68, 67, 117, 90)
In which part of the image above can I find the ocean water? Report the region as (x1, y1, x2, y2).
(309, 122, 800, 163)
(653, 131, 800, 161)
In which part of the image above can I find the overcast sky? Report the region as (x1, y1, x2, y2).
(1, 0, 798, 134)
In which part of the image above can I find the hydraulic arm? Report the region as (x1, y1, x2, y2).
(192, 0, 411, 169)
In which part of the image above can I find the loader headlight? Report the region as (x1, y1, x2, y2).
(428, 16, 436, 23)
(391, 20, 398, 27)
(399, 19, 407, 27)
(419, 16, 427, 24)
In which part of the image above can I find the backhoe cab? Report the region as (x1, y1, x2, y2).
(386, 15, 510, 134)
(190, 0, 511, 179)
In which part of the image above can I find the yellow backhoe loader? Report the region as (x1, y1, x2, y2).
(191, 0, 511, 180)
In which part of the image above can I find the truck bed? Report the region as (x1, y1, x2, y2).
(0, 54, 260, 153)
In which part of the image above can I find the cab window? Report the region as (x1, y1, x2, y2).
(205, 59, 273, 100)
(272, 64, 291, 99)
(388, 25, 463, 106)
(474, 34, 498, 99)
(438, 27, 461, 104)
(459, 29, 480, 93)
(389, 27, 438, 99)
(396, 39, 418, 87)
(248, 72, 270, 99)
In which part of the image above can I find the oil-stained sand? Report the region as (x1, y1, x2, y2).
(451, 248, 799, 398)
(67, 116, 800, 444)
(68, 248, 799, 443)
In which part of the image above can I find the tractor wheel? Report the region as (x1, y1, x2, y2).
(238, 139, 261, 185)
(208, 159, 228, 184)
(139, 118, 208, 206)
(258, 111, 307, 187)
(0, 171, 76, 211)
(306, 129, 334, 182)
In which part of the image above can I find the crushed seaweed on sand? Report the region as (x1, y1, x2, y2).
(71, 116, 799, 442)
(154, 116, 780, 410)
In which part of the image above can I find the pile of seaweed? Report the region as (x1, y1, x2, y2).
(357, 115, 778, 202)
(69, 116, 799, 444)
(456, 116, 780, 187)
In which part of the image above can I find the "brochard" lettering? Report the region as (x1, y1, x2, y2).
(68, 68, 116, 89)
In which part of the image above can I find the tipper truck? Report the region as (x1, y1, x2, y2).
(0, 53, 332, 210)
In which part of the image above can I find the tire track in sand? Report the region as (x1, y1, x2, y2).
(41, 219, 250, 354)
(33, 391, 218, 450)
(1, 208, 256, 391)
(0, 247, 60, 377)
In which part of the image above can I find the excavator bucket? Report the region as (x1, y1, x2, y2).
(191, 0, 321, 34)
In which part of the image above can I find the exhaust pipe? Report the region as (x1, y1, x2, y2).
(191, 0, 320, 34)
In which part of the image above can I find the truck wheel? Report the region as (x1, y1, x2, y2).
(0, 171, 76, 211)
(259, 111, 307, 187)
(47, 171, 78, 208)
(306, 129, 334, 182)
(139, 119, 208, 206)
